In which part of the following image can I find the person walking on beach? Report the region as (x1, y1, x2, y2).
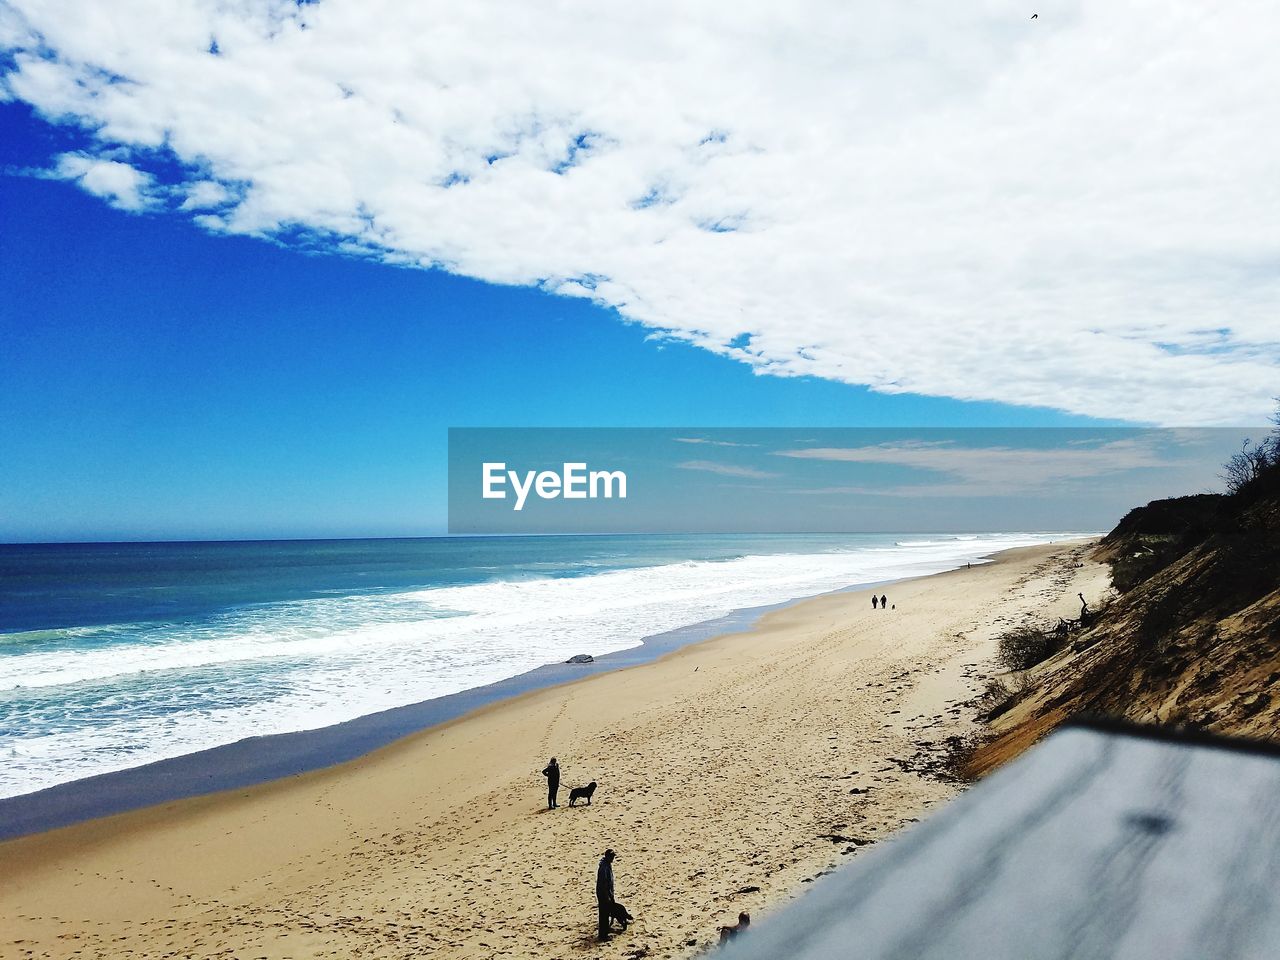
(543, 757, 560, 809)
(871, 594, 878, 610)
(596, 848, 617, 941)
(880, 593, 888, 609)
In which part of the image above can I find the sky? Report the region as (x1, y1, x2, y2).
(1, 0, 1276, 540)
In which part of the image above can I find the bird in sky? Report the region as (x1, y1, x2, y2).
(1031, 12, 1039, 18)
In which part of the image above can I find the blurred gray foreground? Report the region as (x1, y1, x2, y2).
(720, 721, 1280, 960)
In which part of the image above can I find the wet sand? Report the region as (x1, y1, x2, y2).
(0, 540, 1103, 959)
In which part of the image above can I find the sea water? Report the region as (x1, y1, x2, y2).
(0, 533, 1070, 798)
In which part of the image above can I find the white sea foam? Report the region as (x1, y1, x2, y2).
(0, 533, 1071, 798)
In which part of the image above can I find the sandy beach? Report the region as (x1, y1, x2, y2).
(0, 540, 1105, 960)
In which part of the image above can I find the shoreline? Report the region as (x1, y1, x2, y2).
(0, 539, 1104, 960)
(0, 575, 913, 841)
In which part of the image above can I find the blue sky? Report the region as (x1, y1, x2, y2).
(3, 0, 1277, 542)
(0, 99, 1120, 542)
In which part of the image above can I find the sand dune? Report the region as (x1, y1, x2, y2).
(0, 541, 1102, 959)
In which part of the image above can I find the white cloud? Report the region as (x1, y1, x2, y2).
(678, 460, 778, 479)
(4, 0, 1279, 424)
(179, 179, 231, 211)
(777, 436, 1177, 493)
(52, 153, 154, 211)
(674, 437, 758, 447)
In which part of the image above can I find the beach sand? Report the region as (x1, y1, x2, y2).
(0, 541, 1105, 960)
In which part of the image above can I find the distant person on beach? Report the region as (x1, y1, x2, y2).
(872, 595, 878, 610)
(596, 848, 618, 941)
(720, 911, 751, 944)
(543, 757, 560, 809)
(880, 594, 888, 609)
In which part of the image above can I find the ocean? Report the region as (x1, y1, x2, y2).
(0, 532, 1069, 799)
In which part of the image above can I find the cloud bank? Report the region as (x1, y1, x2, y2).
(3, 0, 1277, 424)
(778, 436, 1177, 496)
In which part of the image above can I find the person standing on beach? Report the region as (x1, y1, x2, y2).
(596, 848, 617, 941)
(543, 757, 560, 809)
(872, 594, 878, 610)
(880, 593, 888, 609)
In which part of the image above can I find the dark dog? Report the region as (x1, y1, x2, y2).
(568, 780, 597, 806)
(607, 901, 633, 930)
(719, 912, 750, 944)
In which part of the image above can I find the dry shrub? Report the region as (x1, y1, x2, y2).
(979, 676, 1012, 707)
(996, 626, 1055, 672)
